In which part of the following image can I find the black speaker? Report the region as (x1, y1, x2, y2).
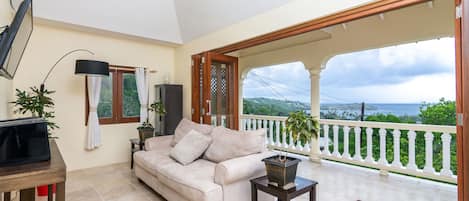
(154, 84, 182, 135)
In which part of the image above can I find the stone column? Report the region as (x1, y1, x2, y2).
(309, 69, 321, 163)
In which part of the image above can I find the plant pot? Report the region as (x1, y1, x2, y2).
(137, 127, 154, 142)
(262, 155, 301, 189)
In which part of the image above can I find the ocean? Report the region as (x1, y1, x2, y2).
(319, 103, 422, 116)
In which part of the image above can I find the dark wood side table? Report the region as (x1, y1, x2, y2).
(0, 140, 67, 201)
(250, 176, 318, 201)
(130, 138, 144, 169)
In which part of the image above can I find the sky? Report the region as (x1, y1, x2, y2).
(243, 37, 455, 104)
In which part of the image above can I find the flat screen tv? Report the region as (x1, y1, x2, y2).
(0, 0, 33, 79)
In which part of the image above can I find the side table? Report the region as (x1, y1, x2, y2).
(130, 138, 144, 169)
(250, 176, 318, 201)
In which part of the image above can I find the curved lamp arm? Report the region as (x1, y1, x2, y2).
(41, 49, 94, 85)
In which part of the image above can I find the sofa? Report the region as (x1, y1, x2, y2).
(133, 119, 274, 201)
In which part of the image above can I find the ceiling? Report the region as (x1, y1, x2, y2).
(233, 30, 332, 57)
(26, 0, 292, 44)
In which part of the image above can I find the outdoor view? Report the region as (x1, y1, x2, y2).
(243, 37, 457, 174)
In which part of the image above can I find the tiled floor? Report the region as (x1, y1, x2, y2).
(66, 157, 457, 201)
(66, 163, 165, 201)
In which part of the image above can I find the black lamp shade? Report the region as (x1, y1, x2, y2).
(75, 60, 109, 76)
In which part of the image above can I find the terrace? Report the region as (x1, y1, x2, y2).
(230, 0, 458, 200)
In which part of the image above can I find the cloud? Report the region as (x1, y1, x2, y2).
(321, 38, 455, 87)
(243, 38, 455, 104)
(243, 62, 311, 102)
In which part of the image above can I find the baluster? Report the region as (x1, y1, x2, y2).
(407, 130, 417, 170)
(377, 128, 388, 165)
(440, 132, 453, 177)
(275, 121, 281, 147)
(282, 121, 287, 148)
(269, 120, 274, 145)
(353, 127, 362, 161)
(332, 125, 340, 157)
(423, 131, 435, 174)
(241, 119, 246, 131)
(262, 120, 268, 145)
(295, 134, 303, 151)
(322, 124, 330, 155)
(253, 119, 257, 130)
(289, 131, 295, 149)
(391, 129, 402, 168)
(258, 119, 262, 130)
(343, 126, 351, 159)
(365, 127, 374, 163)
(247, 119, 251, 130)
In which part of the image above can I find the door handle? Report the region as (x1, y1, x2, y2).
(206, 100, 211, 116)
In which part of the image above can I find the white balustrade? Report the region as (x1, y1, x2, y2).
(343, 126, 351, 159)
(407, 130, 418, 170)
(269, 120, 274, 146)
(332, 125, 340, 157)
(353, 127, 362, 161)
(441, 132, 453, 177)
(391, 129, 402, 168)
(288, 131, 294, 149)
(240, 115, 457, 184)
(323, 124, 331, 155)
(423, 131, 436, 174)
(378, 128, 388, 166)
(365, 127, 374, 163)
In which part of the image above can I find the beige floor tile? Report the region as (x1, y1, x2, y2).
(66, 157, 456, 201)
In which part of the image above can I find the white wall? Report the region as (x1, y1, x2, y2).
(174, 0, 373, 118)
(12, 22, 176, 171)
(0, 1, 14, 119)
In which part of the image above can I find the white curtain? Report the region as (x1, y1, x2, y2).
(86, 77, 102, 150)
(135, 67, 149, 123)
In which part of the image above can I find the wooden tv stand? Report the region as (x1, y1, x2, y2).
(0, 140, 66, 201)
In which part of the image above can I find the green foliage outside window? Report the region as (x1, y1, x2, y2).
(244, 97, 458, 176)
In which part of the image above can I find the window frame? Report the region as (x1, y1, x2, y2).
(85, 65, 140, 125)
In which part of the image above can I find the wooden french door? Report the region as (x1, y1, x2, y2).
(192, 52, 239, 130)
(457, 0, 468, 200)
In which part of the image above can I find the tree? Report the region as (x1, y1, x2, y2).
(419, 98, 456, 126)
(365, 113, 401, 123)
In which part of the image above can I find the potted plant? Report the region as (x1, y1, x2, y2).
(262, 111, 319, 189)
(137, 101, 166, 142)
(10, 86, 59, 135)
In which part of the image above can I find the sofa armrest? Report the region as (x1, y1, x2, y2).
(214, 151, 275, 185)
(144, 135, 173, 151)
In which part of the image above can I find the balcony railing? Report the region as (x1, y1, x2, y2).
(240, 114, 457, 184)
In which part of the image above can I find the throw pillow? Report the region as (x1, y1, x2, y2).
(170, 130, 212, 165)
(204, 126, 265, 163)
(171, 118, 213, 147)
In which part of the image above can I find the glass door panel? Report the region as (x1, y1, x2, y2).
(192, 52, 238, 130)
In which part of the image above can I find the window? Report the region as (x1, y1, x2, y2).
(86, 66, 140, 124)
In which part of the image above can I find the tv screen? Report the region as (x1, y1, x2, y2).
(0, 0, 33, 79)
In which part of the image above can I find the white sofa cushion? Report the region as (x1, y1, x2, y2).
(145, 135, 173, 152)
(172, 118, 213, 147)
(157, 159, 223, 201)
(170, 130, 212, 165)
(133, 150, 177, 176)
(204, 126, 266, 163)
(214, 151, 275, 185)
